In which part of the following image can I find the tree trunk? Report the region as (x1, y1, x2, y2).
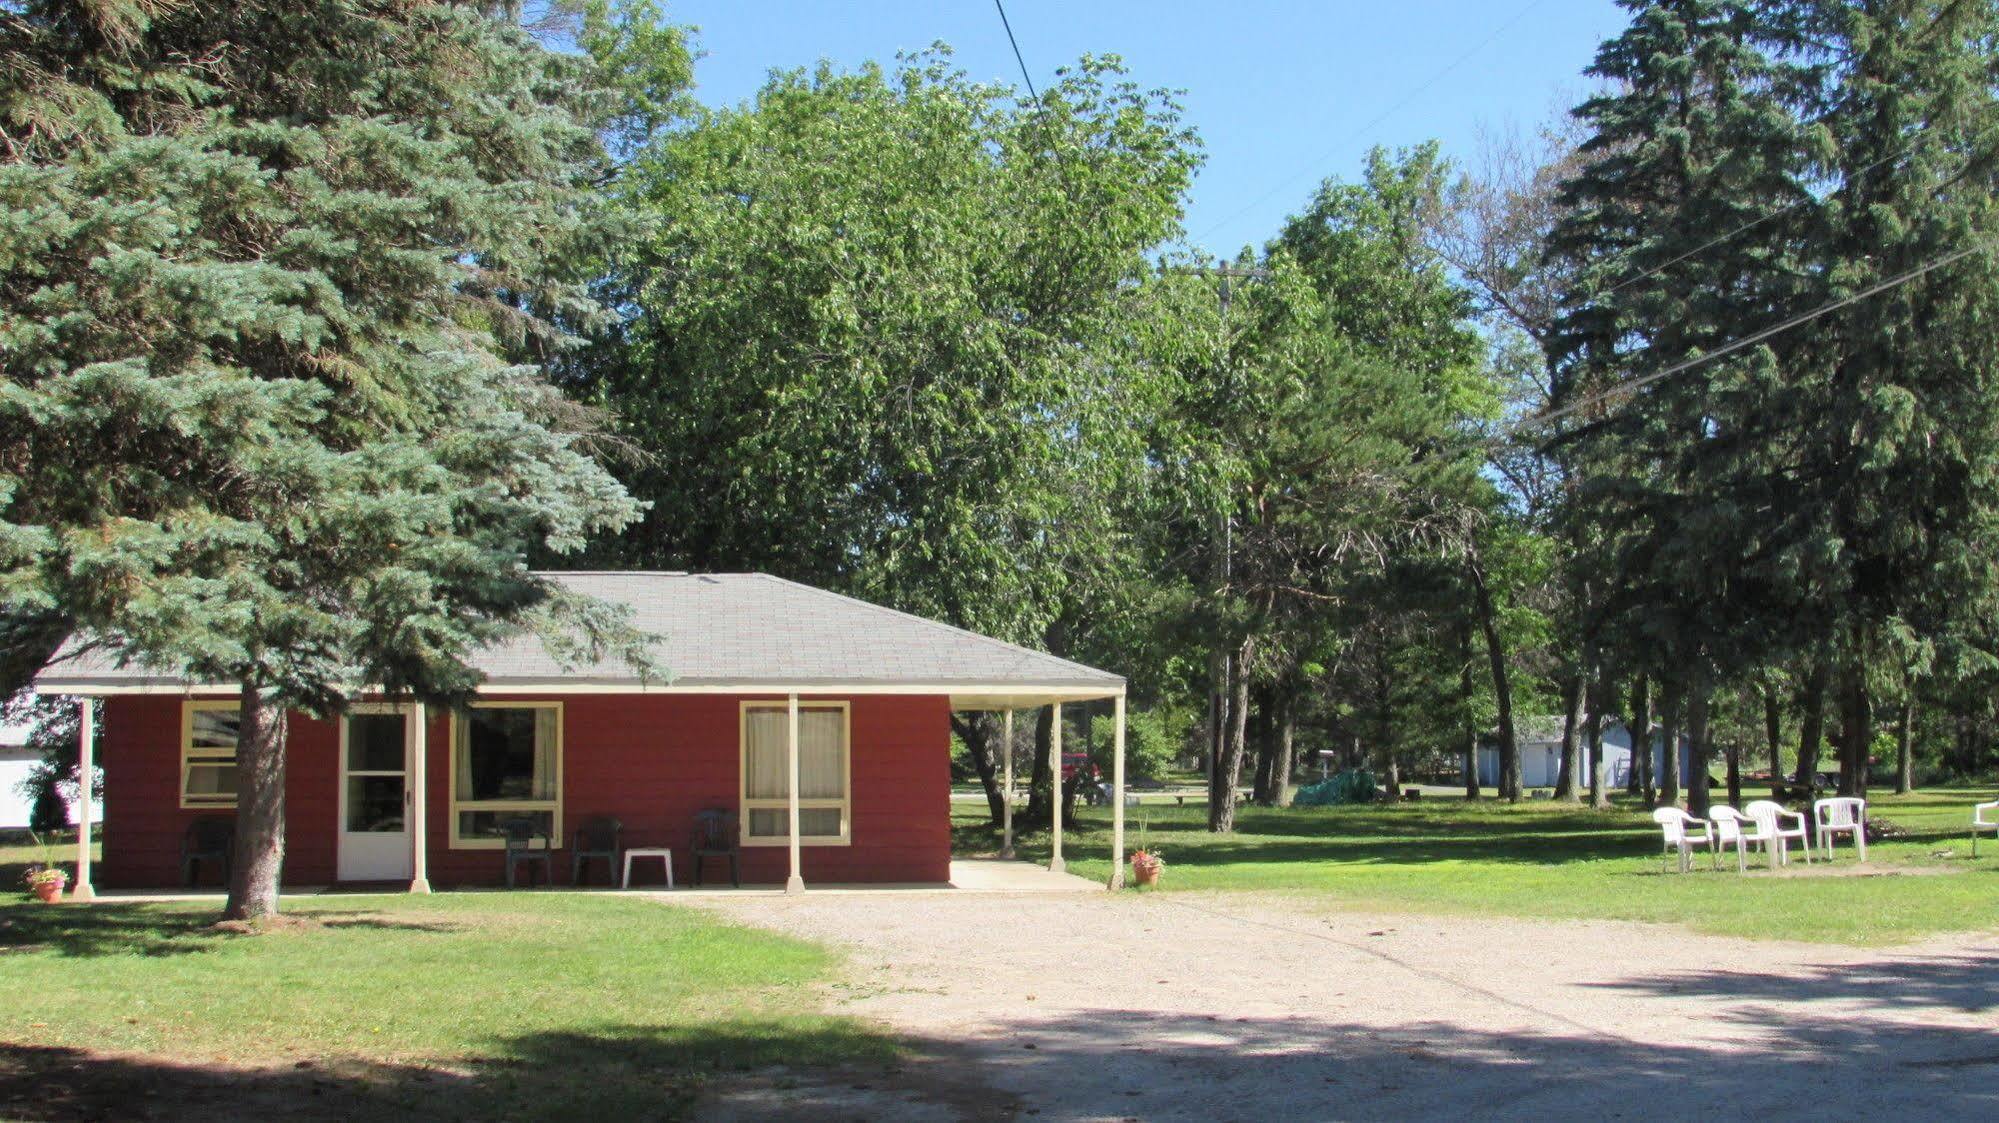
(1469, 555, 1520, 801)
(1208, 637, 1254, 832)
(1461, 640, 1481, 800)
(1251, 692, 1278, 805)
(1838, 668, 1871, 798)
(1659, 682, 1681, 806)
(1206, 508, 1230, 794)
(224, 683, 287, 921)
(1207, 604, 1229, 795)
(1762, 680, 1784, 798)
(1686, 682, 1713, 819)
(1796, 661, 1828, 788)
(1023, 705, 1054, 825)
(1585, 672, 1607, 809)
(1554, 671, 1583, 802)
(1724, 738, 1741, 809)
(950, 713, 1007, 824)
(1629, 675, 1653, 803)
(1272, 695, 1296, 808)
(1895, 697, 1915, 794)
(1463, 721, 1481, 799)
(1374, 647, 1398, 801)
(1624, 676, 1643, 797)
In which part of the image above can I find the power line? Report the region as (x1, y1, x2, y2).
(1593, 125, 1995, 303)
(1506, 237, 1991, 439)
(992, 0, 1037, 100)
(1190, 0, 1551, 247)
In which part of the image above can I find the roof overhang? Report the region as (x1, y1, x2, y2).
(33, 677, 1125, 710)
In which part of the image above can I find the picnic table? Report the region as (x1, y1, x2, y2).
(1120, 779, 1250, 806)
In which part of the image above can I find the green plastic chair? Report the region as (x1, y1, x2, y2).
(501, 817, 553, 888)
(570, 816, 621, 886)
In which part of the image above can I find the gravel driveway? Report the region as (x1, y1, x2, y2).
(687, 890, 1999, 1121)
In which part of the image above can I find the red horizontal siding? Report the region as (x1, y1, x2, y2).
(95, 693, 951, 889)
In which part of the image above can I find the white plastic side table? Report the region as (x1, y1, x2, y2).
(622, 847, 675, 889)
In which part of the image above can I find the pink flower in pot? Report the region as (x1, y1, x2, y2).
(23, 866, 68, 904)
(1129, 849, 1163, 887)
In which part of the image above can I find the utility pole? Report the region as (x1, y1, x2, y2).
(1202, 260, 1268, 795)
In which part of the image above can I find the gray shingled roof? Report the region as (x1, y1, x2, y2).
(36, 572, 1124, 706)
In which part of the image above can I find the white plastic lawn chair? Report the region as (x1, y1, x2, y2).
(1813, 796, 1868, 862)
(1973, 801, 1999, 858)
(1744, 800, 1811, 867)
(1708, 806, 1754, 873)
(1653, 807, 1713, 873)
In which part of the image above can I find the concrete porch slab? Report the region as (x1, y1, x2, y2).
(605, 858, 1104, 896)
(945, 858, 1104, 892)
(68, 859, 1104, 902)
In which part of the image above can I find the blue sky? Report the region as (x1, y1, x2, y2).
(664, 1, 1630, 258)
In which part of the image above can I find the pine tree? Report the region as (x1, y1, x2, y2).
(1546, 0, 1816, 811)
(1781, 0, 1999, 793)
(0, 2, 681, 917)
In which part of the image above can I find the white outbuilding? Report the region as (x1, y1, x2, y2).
(1, 718, 38, 829)
(1477, 716, 1692, 790)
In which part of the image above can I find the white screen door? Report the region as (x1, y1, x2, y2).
(338, 708, 412, 881)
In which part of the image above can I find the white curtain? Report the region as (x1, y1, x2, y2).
(745, 710, 788, 798)
(454, 718, 475, 795)
(190, 709, 239, 752)
(798, 710, 843, 799)
(533, 707, 559, 799)
(745, 707, 844, 800)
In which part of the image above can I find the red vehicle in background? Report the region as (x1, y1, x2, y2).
(1062, 752, 1108, 805)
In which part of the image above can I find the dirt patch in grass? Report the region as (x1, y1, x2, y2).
(209, 915, 323, 936)
(1758, 862, 1967, 879)
(208, 911, 480, 937)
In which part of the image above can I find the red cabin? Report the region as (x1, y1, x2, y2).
(35, 572, 1127, 892)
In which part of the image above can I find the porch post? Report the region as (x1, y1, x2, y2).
(73, 697, 96, 902)
(1108, 692, 1126, 889)
(1049, 702, 1064, 874)
(1000, 709, 1015, 859)
(408, 702, 430, 894)
(785, 693, 804, 894)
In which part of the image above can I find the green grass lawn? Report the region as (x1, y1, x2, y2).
(959, 786, 1999, 945)
(0, 893, 892, 1118)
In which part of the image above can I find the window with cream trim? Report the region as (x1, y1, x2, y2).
(449, 703, 562, 848)
(181, 701, 240, 808)
(740, 702, 850, 845)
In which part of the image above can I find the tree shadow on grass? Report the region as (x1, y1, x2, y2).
(965, 832, 1656, 870)
(0, 904, 230, 959)
(1220, 806, 1644, 842)
(4, 998, 1997, 1120)
(0, 1019, 925, 1123)
(0, 904, 459, 959)
(1149, 833, 1655, 868)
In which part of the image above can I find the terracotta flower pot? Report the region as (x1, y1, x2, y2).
(1130, 856, 1161, 887)
(31, 882, 62, 904)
